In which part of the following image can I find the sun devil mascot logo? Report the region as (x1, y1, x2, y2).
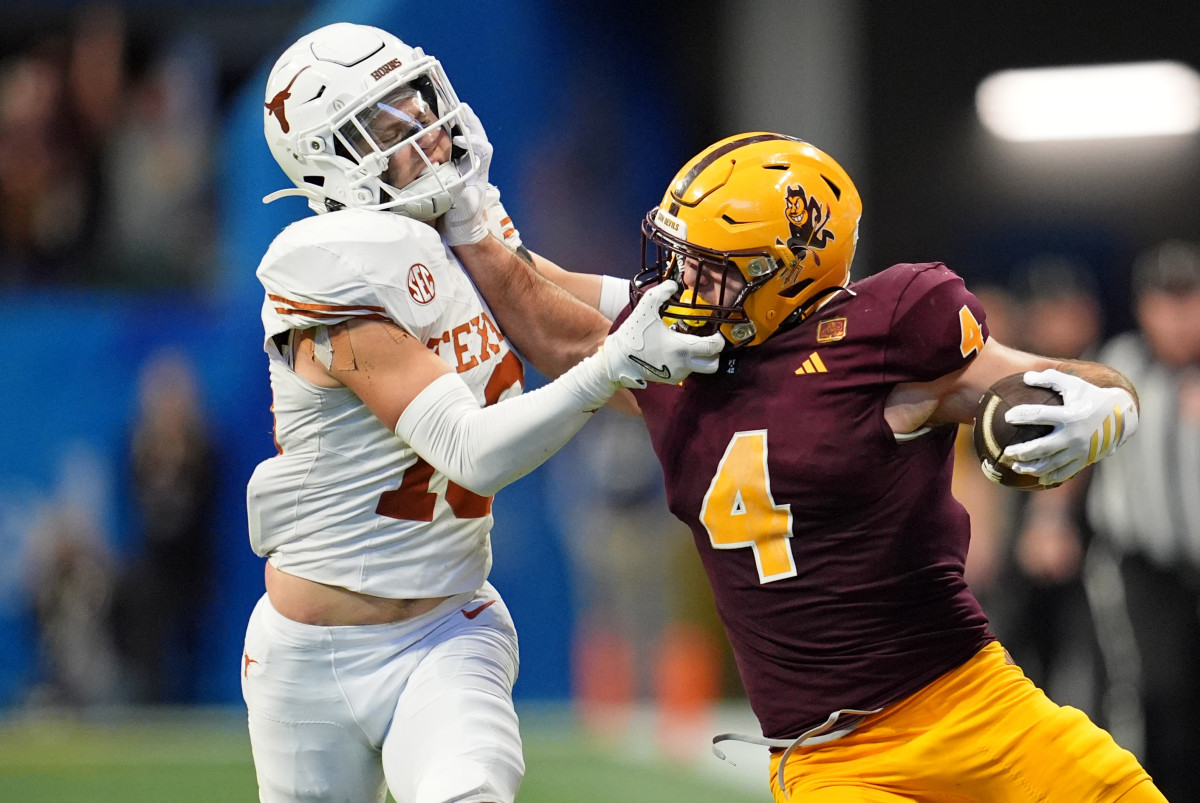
(780, 184, 835, 267)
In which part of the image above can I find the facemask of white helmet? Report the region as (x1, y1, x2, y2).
(263, 39, 479, 221)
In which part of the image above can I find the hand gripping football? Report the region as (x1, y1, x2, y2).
(972, 373, 1064, 490)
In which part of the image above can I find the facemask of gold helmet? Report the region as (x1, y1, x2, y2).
(633, 133, 862, 348)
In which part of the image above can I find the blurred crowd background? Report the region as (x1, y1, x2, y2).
(2, 0, 1199, 797)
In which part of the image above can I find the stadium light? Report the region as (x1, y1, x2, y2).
(976, 61, 1200, 142)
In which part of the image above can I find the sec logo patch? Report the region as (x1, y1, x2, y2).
(408, 263, 436, 304)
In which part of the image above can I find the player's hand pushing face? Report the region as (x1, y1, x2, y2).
(601, 280, 726, 389)
(440, 103, 493, 246)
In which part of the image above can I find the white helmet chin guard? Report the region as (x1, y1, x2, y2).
(262, 22, 477, 219)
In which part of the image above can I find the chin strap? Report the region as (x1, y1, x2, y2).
(264, 158, 460, 219)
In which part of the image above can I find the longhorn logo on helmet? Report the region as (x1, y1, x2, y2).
(264, 66, 309, 134)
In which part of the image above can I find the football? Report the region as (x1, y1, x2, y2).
(971, 373, 1064, 490)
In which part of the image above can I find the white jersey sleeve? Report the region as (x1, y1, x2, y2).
(258, 209, 449, 345)
(247, 209, 525, 598)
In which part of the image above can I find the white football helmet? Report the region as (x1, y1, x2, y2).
(262, 22, 478, 219)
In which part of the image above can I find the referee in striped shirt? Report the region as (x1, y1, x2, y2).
(1085, 239, 1200, 801)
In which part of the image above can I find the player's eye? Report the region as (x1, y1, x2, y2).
(375, 121, 418, 149)
(372, 114, 422, 148)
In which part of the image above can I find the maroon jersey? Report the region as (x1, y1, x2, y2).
(635, 263, 995, 739)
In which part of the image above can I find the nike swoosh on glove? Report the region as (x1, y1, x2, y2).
(600, 280, 725, 389)
(1003, 368, 1139, 486)
(441, 102, 493, 246)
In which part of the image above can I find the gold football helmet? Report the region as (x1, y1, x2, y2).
(635, 133, 862, 347)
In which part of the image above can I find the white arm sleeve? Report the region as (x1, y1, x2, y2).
(598, 274, 630, 320)
(396, 352, 618, 497)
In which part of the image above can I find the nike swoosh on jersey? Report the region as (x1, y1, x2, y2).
(629, 355, 671, 380)
(462, 600, 497, 619)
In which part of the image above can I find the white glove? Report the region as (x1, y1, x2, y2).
(482, 184, 524, 252)
(1003, 369, 1139, 485)
(599, 280, 725, 388)
(440, 103, 492, 246)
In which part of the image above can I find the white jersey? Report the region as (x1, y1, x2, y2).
(246, 208, 525, 598)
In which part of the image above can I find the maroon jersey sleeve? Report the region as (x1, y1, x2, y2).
(882, 263, 990, 382)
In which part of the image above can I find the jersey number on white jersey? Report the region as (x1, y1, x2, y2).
(376, 351, 523, 521)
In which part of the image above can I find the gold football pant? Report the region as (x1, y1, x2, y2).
(770, 642, 1165, 802)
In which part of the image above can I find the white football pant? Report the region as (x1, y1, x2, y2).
(241, 583, 523, 803)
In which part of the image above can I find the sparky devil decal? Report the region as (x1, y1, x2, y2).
(779, 183, 835, 267)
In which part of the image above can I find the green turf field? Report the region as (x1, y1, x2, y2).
(0, 706, 765, 802)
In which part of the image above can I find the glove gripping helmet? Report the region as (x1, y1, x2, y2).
(262, 22, 476, 219)
(635, 133, 862, 347)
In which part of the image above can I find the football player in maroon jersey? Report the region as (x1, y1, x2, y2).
(462, 132, 1163, 802)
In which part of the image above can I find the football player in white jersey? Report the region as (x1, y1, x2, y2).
(244, 22, 724, 803)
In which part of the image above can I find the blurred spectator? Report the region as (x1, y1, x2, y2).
(1084, 239, 1200, 799)
(0, 33, 99, 285)
(23, 445, 122, 708)
(25, 508, 121, 708)
(96, 31, 217, 288)
(113, 349, 217, 703)
(0, 4, 217, 289)
(66, 4, 127, 148)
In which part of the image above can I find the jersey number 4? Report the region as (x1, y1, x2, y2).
(700, 430, 796, 584)
(375, 351, 523, 522)
(959, 305, 984, 358)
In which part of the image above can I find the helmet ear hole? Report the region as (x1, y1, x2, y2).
(332, 138, 354, 161)
(779, 278, 813, 299)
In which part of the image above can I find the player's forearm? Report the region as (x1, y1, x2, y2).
(523, 253, 641, 414)
(524, 254, 632, 321)
(529, 252, 603, 309)
(396, 279, 723, 493)
(454, 237, 609, 378)
(396, 355, 619, 497)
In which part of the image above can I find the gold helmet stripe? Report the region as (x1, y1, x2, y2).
(668, 133, 799, 215)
